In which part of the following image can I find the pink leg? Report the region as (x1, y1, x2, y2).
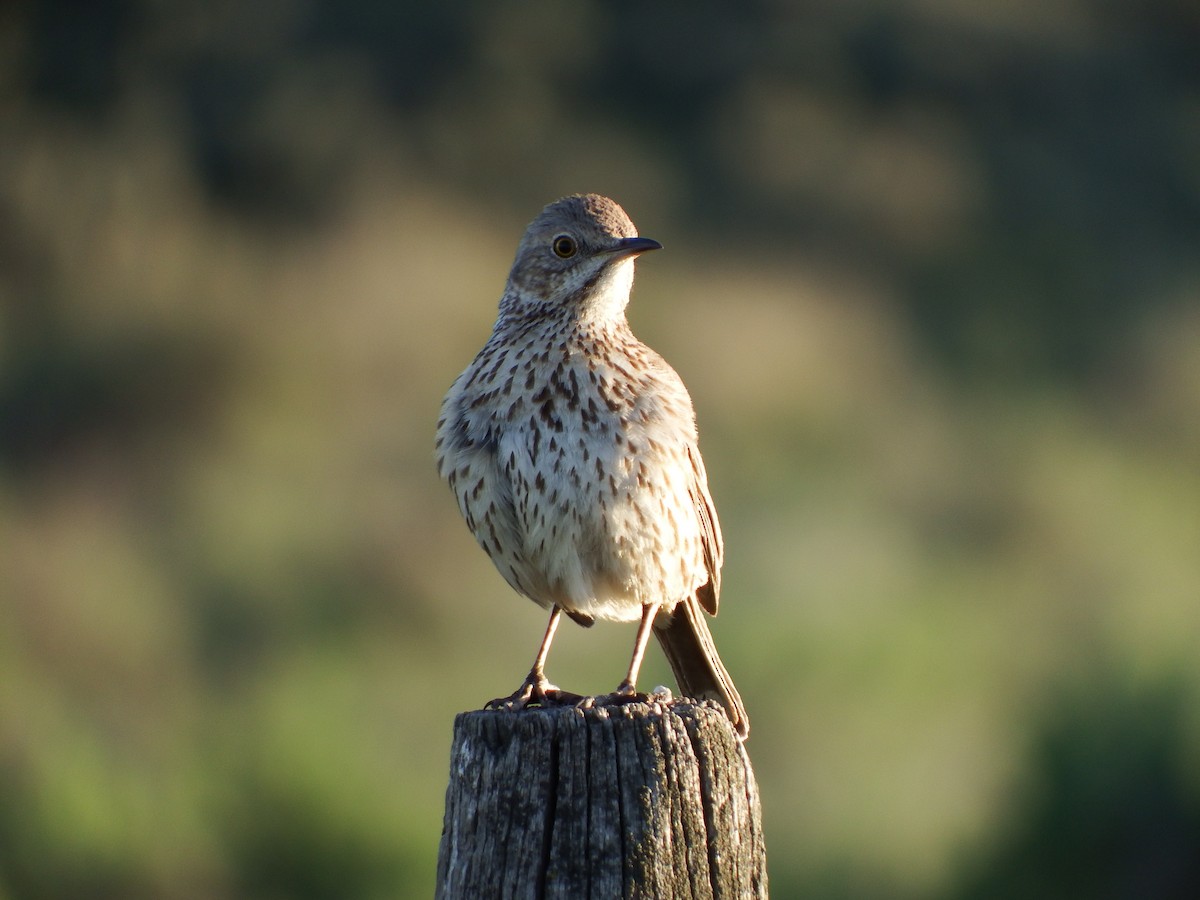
(488, 606, 582, 709)
(616, 603, 660, 695)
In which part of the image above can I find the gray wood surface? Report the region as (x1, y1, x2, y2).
(436, 700, 767, 899)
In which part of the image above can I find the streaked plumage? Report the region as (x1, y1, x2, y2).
(436, 194, 747, 738)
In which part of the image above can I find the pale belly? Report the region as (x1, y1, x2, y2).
(454, 422, 704, 622)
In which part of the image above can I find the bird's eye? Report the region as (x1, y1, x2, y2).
(552, 235, 577, 259)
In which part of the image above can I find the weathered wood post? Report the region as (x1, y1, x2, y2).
(436, 699, 767, 898)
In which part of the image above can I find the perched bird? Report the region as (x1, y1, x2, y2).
(436, 194, 747, 738)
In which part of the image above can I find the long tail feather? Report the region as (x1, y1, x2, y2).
(653, 595, 749, 739)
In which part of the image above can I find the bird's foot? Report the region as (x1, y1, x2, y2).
(578, 680, 651, 709)
(485, 675, 550, 711)
(486, 674, 586, 711)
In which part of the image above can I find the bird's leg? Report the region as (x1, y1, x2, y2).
(488, 605, 584, 709)
(584, 603, 659, 708)
(617, 602, 659, 696)
(527, 603, 562, 688)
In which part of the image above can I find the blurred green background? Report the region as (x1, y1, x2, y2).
(3, 1, 1200, 897)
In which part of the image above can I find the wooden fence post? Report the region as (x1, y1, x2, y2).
(435, 700, 767, 898)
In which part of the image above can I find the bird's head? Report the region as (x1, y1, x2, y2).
(501, 194, 661, 324)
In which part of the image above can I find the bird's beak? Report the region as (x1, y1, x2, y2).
(609, 236, 663, 259)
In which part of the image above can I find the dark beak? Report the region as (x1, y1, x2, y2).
(610, 236, 663, 258)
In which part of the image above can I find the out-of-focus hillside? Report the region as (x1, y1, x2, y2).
(2, 2, 1199, 898)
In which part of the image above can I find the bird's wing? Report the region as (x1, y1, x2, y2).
(688, 444, 724, 615)
(443, 414, 536, 602)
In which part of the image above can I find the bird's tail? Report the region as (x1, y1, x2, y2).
(654, 595, 749, 740)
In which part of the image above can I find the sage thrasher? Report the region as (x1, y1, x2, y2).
(436, 194, 748, 738)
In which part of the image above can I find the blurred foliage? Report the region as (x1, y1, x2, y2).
(2, 0, 1199, 897)
(950, 676, 1200, 899)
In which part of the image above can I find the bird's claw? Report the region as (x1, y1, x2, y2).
(486, 676, 587, 711)
(578, 681, 651, 709)
(485, 677, 547, 711)
(489, 676, 663, 713)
